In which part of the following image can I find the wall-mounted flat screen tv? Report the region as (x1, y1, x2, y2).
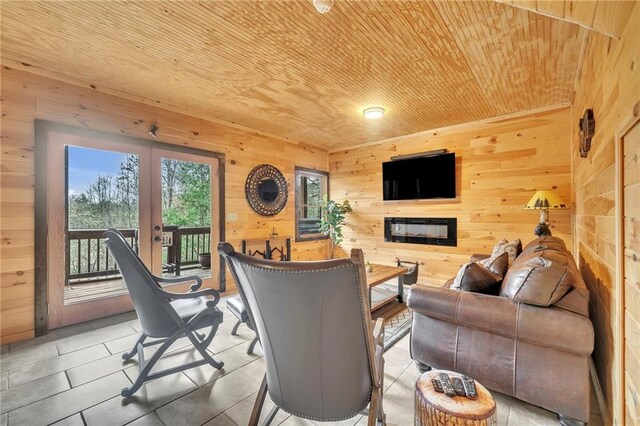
(382, 152, 456, 200)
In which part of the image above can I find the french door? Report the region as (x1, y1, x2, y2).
(43, 125, 220, 329)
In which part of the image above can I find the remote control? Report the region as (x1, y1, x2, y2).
(431, 379, 444, 393)
(462, 375, 478, 400)
(451, 377, 466, 397)
(438, 372, 457, 397)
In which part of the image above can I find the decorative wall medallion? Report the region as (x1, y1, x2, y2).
(245, 164, 288, 216)
(578, 108, 595, 158)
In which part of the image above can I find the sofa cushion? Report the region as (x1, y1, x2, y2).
(500, 249, 574, 306)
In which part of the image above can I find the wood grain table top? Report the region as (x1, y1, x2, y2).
(365, 264, 407, 288)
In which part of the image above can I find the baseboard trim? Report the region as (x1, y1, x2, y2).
(589, 356, 609, 424)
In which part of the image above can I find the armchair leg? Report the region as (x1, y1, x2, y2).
(377, 359, 386, 425)
(231, 319, 242, 336)
(248, 336, 260, 355)
(261, 406, 279, 426)
(558, 414, 586, 426)
(122, 332, 177, 397)
(249, 375, 268, 426)
(185, 324, 224, 369)
(122, 333, 146, 360)
(367, 388, 380, 426)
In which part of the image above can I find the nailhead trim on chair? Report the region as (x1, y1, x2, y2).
(225, 258, 378, 422)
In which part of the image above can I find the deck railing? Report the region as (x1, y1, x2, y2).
(67, 226, 211, 284)
(164, 226, 211, 276)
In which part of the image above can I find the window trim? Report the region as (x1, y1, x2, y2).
(294, 166, 329, 242)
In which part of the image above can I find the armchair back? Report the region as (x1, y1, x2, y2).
(219, 243, 376, 421)
(104, 228, 180, 338)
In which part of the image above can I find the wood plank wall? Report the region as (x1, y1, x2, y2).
(571, 3, 640, 424)
(329, 106, 573, 286)
(0, 67, 329, 345)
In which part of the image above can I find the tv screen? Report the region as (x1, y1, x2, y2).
(382, 153, 456, 200)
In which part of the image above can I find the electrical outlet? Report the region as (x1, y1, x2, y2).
(227, 212, 238, 222)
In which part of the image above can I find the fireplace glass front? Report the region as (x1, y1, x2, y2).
(384, 217, 457, 246)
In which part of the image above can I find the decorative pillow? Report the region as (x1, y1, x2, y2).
(479, 238, 521, 268)
(452, 262, 502, 294)
(482, 252, 509, 277)
(500, 249, 574, 306)
(450, 252, 508, 294)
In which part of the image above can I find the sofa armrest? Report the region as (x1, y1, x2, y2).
(470, 253, 490, 262)
(407, 284, 594, 357)
(408, 285, 518, 334)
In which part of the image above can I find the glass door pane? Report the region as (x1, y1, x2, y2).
(64, 146, 140, 305)
(159, 157, 212, 282)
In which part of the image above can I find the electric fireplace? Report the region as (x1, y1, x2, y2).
(384, 217, 457, 246)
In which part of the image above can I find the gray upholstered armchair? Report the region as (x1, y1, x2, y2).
(219, 243, 386, 426)
(105, 229, 224, 397)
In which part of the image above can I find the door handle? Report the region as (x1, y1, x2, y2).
(154, 225, 161, 231)
(154, 236, 161, 242)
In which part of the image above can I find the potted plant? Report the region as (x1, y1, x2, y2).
(198, 252, 211, 269)
(319, 196, 352, 258)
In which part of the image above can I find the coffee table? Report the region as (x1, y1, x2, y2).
(365, 264, 407, 311)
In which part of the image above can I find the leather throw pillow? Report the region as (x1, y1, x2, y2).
(454, 263, 502, 295)
(450, 253, 508, 295)
(481, 252, 508, 277)
(500, 249, 574, 306)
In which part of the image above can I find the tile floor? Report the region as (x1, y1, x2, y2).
(0, 297, 603, 426)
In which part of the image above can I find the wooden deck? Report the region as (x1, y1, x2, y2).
(64, 267, 213, 305)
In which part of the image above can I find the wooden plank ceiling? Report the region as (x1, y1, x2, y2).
(1, 1, 584, 150)
(496, 0, 636, 39)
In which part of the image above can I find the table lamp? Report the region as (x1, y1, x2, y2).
(524, 190, 567, 236)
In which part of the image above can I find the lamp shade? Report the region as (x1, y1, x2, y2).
(524, 190, 567, 210)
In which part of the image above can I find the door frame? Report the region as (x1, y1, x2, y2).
(614, 113, 640, 425)
(34, 120, 226, 336)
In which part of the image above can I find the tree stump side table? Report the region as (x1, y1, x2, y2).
(415, 370, 497, 426)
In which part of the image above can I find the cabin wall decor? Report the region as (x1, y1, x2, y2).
(245, 164, 289, 216)
(578, 108, 595, 158)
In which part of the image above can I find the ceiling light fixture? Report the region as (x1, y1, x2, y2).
(313, 0, 334, 14)
(363, 107, 385, 120)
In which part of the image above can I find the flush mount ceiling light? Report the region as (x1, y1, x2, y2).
(313, 0, 334, 14)
(363, 107, 385, 120)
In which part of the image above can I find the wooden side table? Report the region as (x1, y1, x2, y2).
(415, 370, 497, 426)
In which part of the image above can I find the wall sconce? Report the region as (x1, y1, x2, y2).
(578, 109, 595, 158)
(148, 123, 159, 139)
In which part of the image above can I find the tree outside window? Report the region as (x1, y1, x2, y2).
(295, 167, 328, 241)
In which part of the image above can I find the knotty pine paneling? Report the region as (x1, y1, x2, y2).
(0, 1, 582, 149)
(329, 107, 573, 286)
(0, 67, 329, 345)
(571, 2, 639, 423)
(497, 0, 635, 39)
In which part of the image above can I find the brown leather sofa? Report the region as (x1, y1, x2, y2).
(407, 237, 594, 425)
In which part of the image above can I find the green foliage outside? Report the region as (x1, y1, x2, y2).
(67, 154, 211, 279)
(68, 155, 211, 230)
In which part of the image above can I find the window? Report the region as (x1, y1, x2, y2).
(295, 167, 328, 241)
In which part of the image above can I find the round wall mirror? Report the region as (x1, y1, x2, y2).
(257, 178, 279, 203)
(245, 164, 288, 216)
